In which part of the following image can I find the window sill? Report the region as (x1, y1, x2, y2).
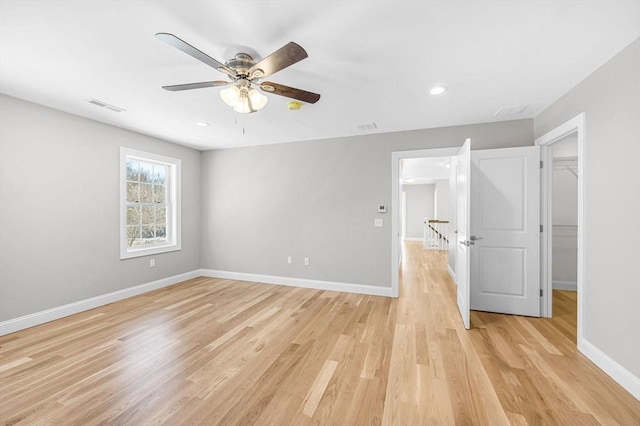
(120, 244, 181, 260)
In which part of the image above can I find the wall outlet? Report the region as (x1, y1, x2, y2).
(304, 257, 310, 266)
(287, 256, 292, 264)
(374, 218, 383, 227)
(149, 258, 156, 267)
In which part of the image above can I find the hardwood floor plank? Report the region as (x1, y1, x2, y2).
(302, 359, 339, 417)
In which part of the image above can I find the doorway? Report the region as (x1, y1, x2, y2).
(536, 113, 585, 347)
(391, 148, 460, 297)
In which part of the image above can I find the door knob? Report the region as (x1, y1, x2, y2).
(470, 235, 483, 241)
(459, 240, 474, 246)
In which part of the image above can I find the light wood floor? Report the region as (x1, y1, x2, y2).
(1, 242, 639, 425)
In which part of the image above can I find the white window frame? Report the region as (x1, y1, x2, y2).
(120, 147, 181, 259)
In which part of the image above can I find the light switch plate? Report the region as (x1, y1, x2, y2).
(374, 218, 383, 227)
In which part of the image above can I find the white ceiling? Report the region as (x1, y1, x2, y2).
(1, 1, 638, 151)
(402, 157, 452, 185)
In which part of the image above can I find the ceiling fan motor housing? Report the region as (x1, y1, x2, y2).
(226, 53, 261, 79)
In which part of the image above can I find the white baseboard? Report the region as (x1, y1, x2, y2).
(553, 280, 577, 291)
(579, 338, 640, 400)
(0, 270, 201, 336)
(403, 237, 422, 242)
(447, 264, 456, 284)
(200, 269, 393, 298)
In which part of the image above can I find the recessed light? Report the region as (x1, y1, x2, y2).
(196, 121, 209, 127)
(429, 86, 448, 95)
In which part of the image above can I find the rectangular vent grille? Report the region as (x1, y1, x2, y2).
(495, 105, 529, 117)
(357, 122, 378, 131)
(87, 98, 126, 113)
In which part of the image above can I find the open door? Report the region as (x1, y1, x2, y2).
(470, 146, 541, 317)
(455, 139, 471, 329)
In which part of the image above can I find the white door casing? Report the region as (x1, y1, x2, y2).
(455, 139, 471, 329)
(470, 146, 541, 317)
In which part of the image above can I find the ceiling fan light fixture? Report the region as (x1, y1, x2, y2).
(248, 88, 268, 110)
(220, 85, 241, 107)
(233, 90, 253, 114)
(220, 85, 267, 114)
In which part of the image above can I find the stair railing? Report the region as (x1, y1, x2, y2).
(423, 219, 449, 251)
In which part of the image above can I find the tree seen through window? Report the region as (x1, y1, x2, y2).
(126, 159, 168, 247)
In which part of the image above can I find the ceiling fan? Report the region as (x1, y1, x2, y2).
(156, 33, 321, 114)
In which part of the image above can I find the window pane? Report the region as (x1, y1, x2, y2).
(153, 185, 165, 203)
(141, 206, 155, 225)
(155, 206, 166, 224)
(127, 182, 140, 202)
(140, 183, 153, 203)
(139, 162, 153, 183)
(155, 225, 167, 243)
(153, 165, 167, 185)
(126, 160, 139, 181)
(127, 206, 140, 225)
(127, 226, 140, 247)
(141, 226, 155, 245)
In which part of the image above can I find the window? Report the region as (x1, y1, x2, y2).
(120, 147, 181, 259)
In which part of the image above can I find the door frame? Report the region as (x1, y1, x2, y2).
(391, 147, 460, 297)
(535, 113, 585, 345)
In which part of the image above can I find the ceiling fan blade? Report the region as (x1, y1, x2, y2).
(162, 81, 230, 91)
(249, 42, 308, 78)
(260, 82, 320, 104)
(156, 33, 235, 76)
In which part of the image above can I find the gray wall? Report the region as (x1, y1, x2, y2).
(434, 179, 450, 221)
(403, 184, 434, 239)
(201, 119, 533, 287)
(0, 95, 202, 321)
(534, 38, 640, 377)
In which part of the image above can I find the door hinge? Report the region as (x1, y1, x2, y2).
(540, 160, 544, 168)
(540, 225, 543, 232)
(540, 289, 543, 297)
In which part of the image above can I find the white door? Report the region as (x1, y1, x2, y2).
(470, 146, 540, 317)
(455, 139, 471, 329)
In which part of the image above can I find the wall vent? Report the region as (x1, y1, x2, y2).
(87, 98, 126, 112)
(495, 105, 529, 117)
(357, 122, 378, 131)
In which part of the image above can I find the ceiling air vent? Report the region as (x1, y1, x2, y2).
(87, 98, 126, 113)
(495, 105, 529, 117)
(357, 122, 378, 131)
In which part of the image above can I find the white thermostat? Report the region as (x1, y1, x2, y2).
(378, 205, 387, 213)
